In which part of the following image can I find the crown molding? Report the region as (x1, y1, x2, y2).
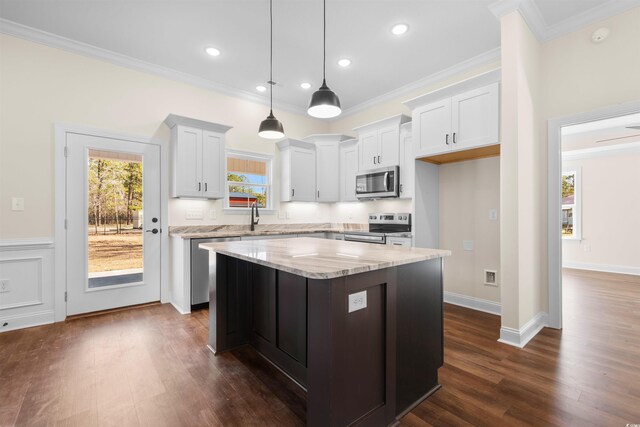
(335, 47, 501, 121)
(488, 0, 640, 43)
(0, 18, 307, 116)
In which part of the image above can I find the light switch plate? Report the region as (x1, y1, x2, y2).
(208, 209, 217, 220)
(348, 290, 367, 313)
(11, 197, 24, 211)
(463, 240, 474, 251)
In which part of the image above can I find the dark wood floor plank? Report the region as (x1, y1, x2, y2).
(1, 269, 639, 426)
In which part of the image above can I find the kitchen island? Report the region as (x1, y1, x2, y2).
(199, 237, 450, 426)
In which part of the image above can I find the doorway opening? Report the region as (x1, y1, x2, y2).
(549, 108, 640, 328)
(87, 150, 144, 288)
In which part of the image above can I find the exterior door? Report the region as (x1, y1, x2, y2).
(66, 132, 161, 316)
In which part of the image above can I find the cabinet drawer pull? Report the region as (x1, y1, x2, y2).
(445, 134, 449, 145)
(453, 132, 457, 144)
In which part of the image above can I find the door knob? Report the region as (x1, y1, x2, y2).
(146, 228, 159, 234)
(152, 217, 158, 223)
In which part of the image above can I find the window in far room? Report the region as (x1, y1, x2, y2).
(225, 151, 273, 210)
(562, 170, 581, 240)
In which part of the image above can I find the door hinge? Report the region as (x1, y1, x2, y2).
(63, 146, 68, 157)
(64, 292, 67, 302)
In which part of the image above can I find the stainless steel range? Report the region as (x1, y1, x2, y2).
(344, 213, 412, 246)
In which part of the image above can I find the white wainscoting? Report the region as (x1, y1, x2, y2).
(0, 239, 55, 332)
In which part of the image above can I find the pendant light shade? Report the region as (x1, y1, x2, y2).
(308, 0, 341, 119)
(259, 0, 285, 139)
(258, 110, 285, 139)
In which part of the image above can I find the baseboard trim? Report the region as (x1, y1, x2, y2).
(0, 310, 55, 333)
(562, 261, 640, 276)
(443, 291, 501, 316)
(170, 301, 190, 315)
(498, 312, 548, 348)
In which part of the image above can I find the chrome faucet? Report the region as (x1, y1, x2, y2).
(250, 201, 260, 231)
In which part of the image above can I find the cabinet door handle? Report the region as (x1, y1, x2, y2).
(453, 132, 457, 144)
(204, 183, 207, 192)
(292, 188, 295, 197)
(317, 190, 320, 198)
(373, 156, 377, 164)
(198, 182, 201, 191)
(445, 134, 449, 145)
(378, 155, 381, 164)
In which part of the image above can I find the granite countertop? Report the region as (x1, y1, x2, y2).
(169, 223, 367, 239)
(199, 237, 450, 279)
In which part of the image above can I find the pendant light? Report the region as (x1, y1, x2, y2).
(258, 0, 285, 139)
(307, 0, 341, 119)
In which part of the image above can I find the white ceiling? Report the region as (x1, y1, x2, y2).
(0, 0, 633, 115)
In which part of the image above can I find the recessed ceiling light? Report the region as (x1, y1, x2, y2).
(256, 85, 267, 92)
(205, 47, 221, 57)
(338, 58, 351, 67)
(300, 82, 311, 89)
(391, 23, 409, 36)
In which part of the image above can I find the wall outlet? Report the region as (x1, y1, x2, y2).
(11, 197, 24, 211)
(0, 279, 10, 293)
(484, 270, 498, 287)
(208, 209, 217, 220)
(348, 290, 367, 313)
(489, 209, 498, 221)
(463, 240, 474, 251)
(186, 208, 204, 220)
(582, 243, 591, 252)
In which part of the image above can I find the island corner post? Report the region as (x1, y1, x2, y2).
(205, 245, 445, 427)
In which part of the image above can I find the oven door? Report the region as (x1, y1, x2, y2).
(356, 166, 399, 199)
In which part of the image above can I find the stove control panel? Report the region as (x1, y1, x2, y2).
(368, 213, 411, 225)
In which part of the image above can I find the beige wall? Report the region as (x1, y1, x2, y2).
(562, 153, 640, 272)
(440, 157, 501, 303)
(0, 34, 325, 238)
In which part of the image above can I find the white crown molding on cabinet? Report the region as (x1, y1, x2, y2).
(488, 0, 640, 42)
(0, 18, 307, 116)
(498, 311, 548, 348)
(336, 47, 502, 121)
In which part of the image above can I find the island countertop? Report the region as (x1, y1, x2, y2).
(199, 237, 451, 279)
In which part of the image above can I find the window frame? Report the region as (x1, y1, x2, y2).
(561, 168, 582, 241)
(223, 149, 275, 214)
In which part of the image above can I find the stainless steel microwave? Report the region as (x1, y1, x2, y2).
(355, 166, 399, 199)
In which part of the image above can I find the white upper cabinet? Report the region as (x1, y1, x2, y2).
(399, 123, 414, 199)
(278, 139, 316, 202)
(354, 114, 411, 171)
(304, 134, 351, 202)
(165, 114, 232, 199)
(339, 139, 359, 202)
(403, 70, 500, 158)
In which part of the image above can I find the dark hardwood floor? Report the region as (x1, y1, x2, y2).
(1, 269, 638, 426)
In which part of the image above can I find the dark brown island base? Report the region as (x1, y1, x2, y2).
(199, 237, 451, 427)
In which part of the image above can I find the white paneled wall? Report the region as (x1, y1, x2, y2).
(0, 239, 55, 332)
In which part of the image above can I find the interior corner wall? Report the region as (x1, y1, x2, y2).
(499, 10, 544, 331)
(0, 33, 331, 240)
(439, 157, 501, 304)
(562, 153, 640, 274)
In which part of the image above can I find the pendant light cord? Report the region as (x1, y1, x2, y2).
(269, 0, 274, 113)
(322, 0, 326, 82)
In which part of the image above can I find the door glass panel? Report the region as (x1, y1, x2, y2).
(87, 149, 143, 288)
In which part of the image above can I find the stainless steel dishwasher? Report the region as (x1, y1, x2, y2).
(190, 237, 240, 306)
